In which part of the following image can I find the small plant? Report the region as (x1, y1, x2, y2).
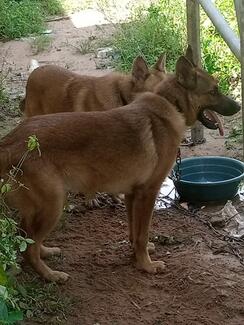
(201, 0, 240, 94)
(0, 136, 40, 324)
(110, 1, 185, 72)
(0, 60, 9, 107)
(31, 35, 52, 55)
(76, 39, 95, 55)
(225, 120, 243, 150)
(0, 0, 45, 39)
(39, 0, 64, 16)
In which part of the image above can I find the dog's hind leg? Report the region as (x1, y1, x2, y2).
(131, 184, 165, 274)
(125, 193, 134, 244)
(40, 245, 61, 259)
(19, 177, 69, 282)
(125, 193, 155, 254)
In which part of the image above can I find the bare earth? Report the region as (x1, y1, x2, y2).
(0, 16, 244, 325)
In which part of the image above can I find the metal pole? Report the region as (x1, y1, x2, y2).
(234, 0, 241, 33)
(239, 0, 244, 160)
(186, 0, 204, 144)
(197, 0, 240, 61)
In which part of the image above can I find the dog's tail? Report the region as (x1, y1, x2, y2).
(20, 59, 40, 114)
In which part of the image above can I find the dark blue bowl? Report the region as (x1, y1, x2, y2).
(172, 156, 244, 202)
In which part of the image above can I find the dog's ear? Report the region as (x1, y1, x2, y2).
(153, 54, 166, 72)
(185, 45, 197, 67)
(176, 56, 196, 89)
(132, 56, 149, 81)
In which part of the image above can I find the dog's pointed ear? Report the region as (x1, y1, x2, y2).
(185, 45, 197, 67)
(132, 56, 149, 81)
(176, 56, 196, 89)
(153, 54, 166, 72)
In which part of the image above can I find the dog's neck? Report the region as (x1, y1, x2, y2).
(117, 75, 136, 106)
(155, 76, 197, 126)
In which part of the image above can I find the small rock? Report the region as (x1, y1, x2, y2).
(96, 47, 115, 59)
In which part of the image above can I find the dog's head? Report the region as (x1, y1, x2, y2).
(131, 55, 166, 93)
(157, 45, 240, 133)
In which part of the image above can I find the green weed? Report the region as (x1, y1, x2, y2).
(110, 0, 240, 94)
(0, 0, 65, 40)
(31, 35, 52, 55)
(16, 277, 70, 324)
(39, 0, 64, 16)
(0, 61, 9, 107)
(110, 0, 186, 72)
(201, 0, 240, 94)
(0, 0, 45, 39)
(0, 137, 39, 324)
(75, 38, 95, 55)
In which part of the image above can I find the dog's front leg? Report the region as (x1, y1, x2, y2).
(125, 193, 155, 253)
(131, 187, 165, 274)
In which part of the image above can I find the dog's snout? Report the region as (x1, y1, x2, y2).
(229, 97, 241, 113)
(213, 95, 241, 116)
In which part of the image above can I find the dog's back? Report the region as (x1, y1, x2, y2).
(21, 55, 166, 117)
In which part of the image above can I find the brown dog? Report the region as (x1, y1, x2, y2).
(20, 55, 166, 208)
(1, 46, 240, 282)
(20, 55, 166, 116)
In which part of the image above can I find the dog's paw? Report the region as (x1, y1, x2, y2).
(85, 198, 101, 209)
(147, 242, 155, 253)
(47, 271, 70, 283)
(136, 260, 165, 274)
(111, 194, 124, 204)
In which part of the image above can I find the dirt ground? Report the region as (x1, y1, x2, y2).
(1, 15, 244, 325)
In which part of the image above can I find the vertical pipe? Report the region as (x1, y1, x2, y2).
(239, 0, 244, 160)
(234, 0, 241, 33)
(186, 0, 204, 144)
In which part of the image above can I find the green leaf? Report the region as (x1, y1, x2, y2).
(6, 310, 23, 322)
(0, 286, 8, 300)
(0, 268, 7, 286)
(0, 298, 8, 322)
(16, 285, 27, 298)
(19, 241, 27, 252)
(0, 183, 11, 194)
(27, 135, 40, 152)
(25, 238, 35, 244)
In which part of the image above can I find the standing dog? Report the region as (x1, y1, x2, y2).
(20, 55, 166, 116)
(20, 55, 166, 207)
(0, 46, 240, 282)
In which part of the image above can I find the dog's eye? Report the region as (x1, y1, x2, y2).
(209, 88, 218, 96)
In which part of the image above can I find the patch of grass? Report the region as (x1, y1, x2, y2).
(225, 118, 243, 150)
(16, 276, 70, 324)
(110, 0, 240, 94)
(74, 34, 109, 55)
(0, 81, 8, 107)
(0, 0, 65, 40)
(31, 35, 52, 55)
(110, 0, 186, 72)
(0, 0, 45, 39)
(76, 38, 95, 55)
(0, 61, 9, 107)
(39, 0, 65, 16)
(201, 0, 240, 94)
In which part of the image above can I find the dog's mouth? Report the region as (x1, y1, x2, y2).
(198, 109, 224, 136)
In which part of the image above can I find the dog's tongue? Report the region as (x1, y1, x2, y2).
(205, 110, 224, 136)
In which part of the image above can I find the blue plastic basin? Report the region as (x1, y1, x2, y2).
(172, 156, 244, 202)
